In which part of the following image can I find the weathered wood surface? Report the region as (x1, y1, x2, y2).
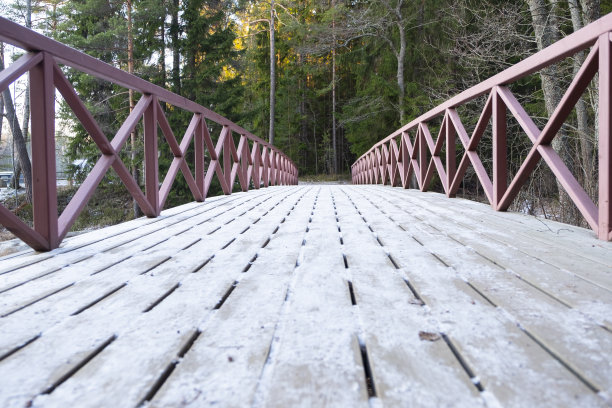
(0, 185, 610, 408)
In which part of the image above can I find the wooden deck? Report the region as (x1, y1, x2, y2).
(0, 185, 610, 408)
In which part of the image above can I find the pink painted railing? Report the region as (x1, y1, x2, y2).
(352, 14, 612, 241)
(0, 18, 298, 251)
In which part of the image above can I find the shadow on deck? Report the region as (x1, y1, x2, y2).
(0, 185, 610, 407)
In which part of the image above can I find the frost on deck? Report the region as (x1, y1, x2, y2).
(0, 185, 610, 408)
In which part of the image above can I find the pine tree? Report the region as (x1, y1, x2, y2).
(54, 0, 130, 180)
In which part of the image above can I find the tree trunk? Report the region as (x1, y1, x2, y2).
(0, 92, 4, 144)
(51, 1, 59, 32)
(22, 0, 31, 147)
(170, 0, 180, 94)
(160, 0, 167, 88)
(269, 0, 276, 145)
(0, 44, 4, 142)
(526, 0, 575, 222)
(313, 110, 318, 174)
(12, 160, 22, 190)
(2, 88, 33, 202)
(396, 18, 406, 125)
(579, 0, 600, 23)
(20, 0, 32, 194)
(127, 0, 142, 217)
(298, 53, 307, 157)
(26, 0, 32, 28)
(408, 1, 423, 189)
(22, 86, 30, 146)
(568, 0, 595, 192)
(331, 0, 337, 174)
(0, 42, 32, 202)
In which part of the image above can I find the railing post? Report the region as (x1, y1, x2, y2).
(262, 147, 269, 187)
(446, 110, 456, 197)
(275, 151, 279, 185)
(382, 145, 387, 185)
(277, 154, 281, 186)
(240, 136, 249, 191)
(144, 94, 159, 215)
(390, 140, 398, 187)
(279, 154, 283, 185)
(223, 127, 232, 194)
(419, 125, 427, 190)
(493, 87, 508, 209)
(270, 150, 276, 186)
(195, 114, 205, 200)
(400, 132, 409, 188)
(30, 52, 58, 249)
(374, 149, 380, 184)
(283, 157, 288, 185)
(267, 149, 273, 186)
(252, 142, 260, 189)
(370, 152, 375, 184)
(362, 159, 365, 184)
(599, 33, 612, 240)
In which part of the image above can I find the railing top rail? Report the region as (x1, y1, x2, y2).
(351, 14, 612, 241)
(0, 16, 294, 166)
(353, 12, 612, 165)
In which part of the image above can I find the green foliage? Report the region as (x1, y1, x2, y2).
(54, 0, 130, 177)
(35, 0, 604, 203)
(52, 0, 242, 208)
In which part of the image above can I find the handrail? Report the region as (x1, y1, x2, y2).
(0, 17, 279, 150)
(0, 17, 298, 251)
(351, 13, 612, 241)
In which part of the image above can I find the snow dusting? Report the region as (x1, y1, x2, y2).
(0, 185, 610, 407)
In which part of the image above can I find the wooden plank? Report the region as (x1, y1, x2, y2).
(333, 189, 485, 407)
(360, 186, 612, 323)
(374, 185, 612, 269)
(356, 187, 612, 398)
(392, 197, 612, 329)
(363, 185, 612, 291)
(341, 186, 606, 407)
(455, 219, 612, 329)
(0, 187, 278, 286)
(1, 185, 609, 407)
(432, 186, 609, 246)
(0, 189, 268, 280)
(32, 186, 308, 407)
(423, 189, 612, 262)
(0, 198, 208, 271)
(151, 187, 318, 406)
(252, 188, 369, 407)
(0, 187, 304, 407)
(0, 187, 288, 318)
(0, 185, 297, 328)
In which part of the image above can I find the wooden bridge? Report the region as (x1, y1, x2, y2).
(0, 185, 610, 407)
(1, 11, 612, 408)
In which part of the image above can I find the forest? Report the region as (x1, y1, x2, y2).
(1, 0, 611, 230)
